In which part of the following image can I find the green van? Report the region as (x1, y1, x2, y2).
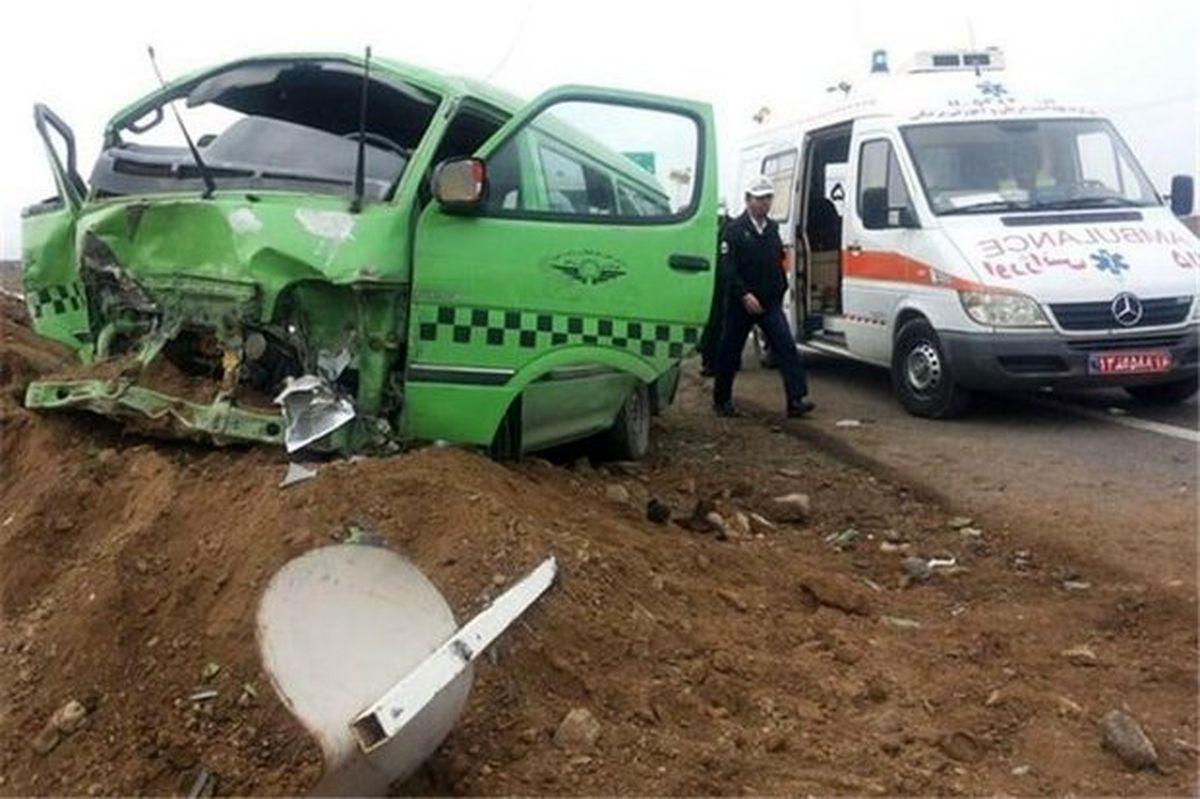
(21, 53, 716, 458)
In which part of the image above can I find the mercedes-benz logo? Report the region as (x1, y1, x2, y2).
(1111, 292, 1144, 327)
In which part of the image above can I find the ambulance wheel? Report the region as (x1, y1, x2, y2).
(600, 382, 651, 460)
(892, 319, 972, 419)
(1124, 376, 1199, 404)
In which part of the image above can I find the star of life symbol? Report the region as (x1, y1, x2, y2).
(1090, 249, 1130, 276)
(977, 81, 1008, 99)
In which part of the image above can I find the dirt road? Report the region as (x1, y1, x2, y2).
(1, 299, 1197, 796)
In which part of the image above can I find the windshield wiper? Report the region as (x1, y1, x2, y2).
(1026, 197, 1145, 211)
(939, 199, 1035, 215)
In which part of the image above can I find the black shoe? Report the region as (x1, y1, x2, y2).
(713, 401, 741, 418)
(786, 399, 815, 418)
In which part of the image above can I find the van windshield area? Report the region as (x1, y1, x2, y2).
(91, 59, 440, 202)
(900, 119, 1160, 215)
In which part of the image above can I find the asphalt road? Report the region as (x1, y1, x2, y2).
(727, 350, 1199, 589)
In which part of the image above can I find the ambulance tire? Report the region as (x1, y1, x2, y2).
(1124, 375, 1199, 405)
(489, 399, 522, 461)
(892, 319, 972, 419)
(599, 382, 651, 460)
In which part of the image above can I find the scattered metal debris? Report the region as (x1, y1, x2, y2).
(274, 375, 356, 453)
(280, 462, 319, 488)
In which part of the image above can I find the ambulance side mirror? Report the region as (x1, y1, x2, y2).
(433, 158, 487, 212)
(1169, 175, 1193, 217)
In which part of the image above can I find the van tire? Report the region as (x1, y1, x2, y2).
(489, 399, 522, 461)
(1124, 376, 1199, 405)
(599, 382, 651, 460)
(892, 318, 972, 419)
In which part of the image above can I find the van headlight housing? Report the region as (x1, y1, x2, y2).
(959, 290, 1050, 327)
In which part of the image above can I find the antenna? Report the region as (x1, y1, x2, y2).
(966, 18, 981, 76)
(147, 46, 217, 199)
(350, 46, 372, 214)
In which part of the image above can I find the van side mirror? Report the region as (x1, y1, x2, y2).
(861, 187, 888, 229)
(862, 187, 919, 230)
(1169, 174, 1194, 217)
(433, 158, 486, 212)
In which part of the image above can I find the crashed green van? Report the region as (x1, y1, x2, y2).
(21, 52, 716, 458)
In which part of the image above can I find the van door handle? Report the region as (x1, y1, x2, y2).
(846, 243, 863, 254)
(668, 254, 710, 272)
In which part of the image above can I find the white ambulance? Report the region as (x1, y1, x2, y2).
(736, 48, 1199, 417)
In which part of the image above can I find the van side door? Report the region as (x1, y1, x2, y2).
(843, 129, 923, 363)
(405, 86, 716, 446)
(22, 104, 91, 354)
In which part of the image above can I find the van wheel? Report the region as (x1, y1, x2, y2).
(1125, 376, 1199, 404)
(488, 399, 522, 461)
(599, 383, 651, 460)
(892, 319, 972, 419)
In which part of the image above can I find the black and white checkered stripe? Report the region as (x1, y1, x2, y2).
(29, 284, 85, 320)
(416, 305, 701, 360)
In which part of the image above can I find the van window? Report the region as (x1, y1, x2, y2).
(761, 150, 798, 222)
(901, 119, 1159, 214)
(539, 145, 616, 214)
(481, 100, 699, 222)
(857, 139, 915, 229)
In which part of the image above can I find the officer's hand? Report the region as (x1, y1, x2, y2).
(742, 293, 763, 315)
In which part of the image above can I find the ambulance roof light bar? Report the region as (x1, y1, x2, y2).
(907, 47, 1005, 74)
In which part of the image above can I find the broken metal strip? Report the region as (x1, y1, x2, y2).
(25, 379, 285, 445)
(350, 556, 557, 752)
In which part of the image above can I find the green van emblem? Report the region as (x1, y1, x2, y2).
(547, 250, 627, 286)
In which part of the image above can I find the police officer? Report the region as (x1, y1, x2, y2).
(713, 175, 813, 418)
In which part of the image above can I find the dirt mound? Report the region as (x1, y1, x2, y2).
(1, 305, 1197, 796)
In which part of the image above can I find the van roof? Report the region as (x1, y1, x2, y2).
(106, 52, 667, 200)
(748, 68, 1102, 142)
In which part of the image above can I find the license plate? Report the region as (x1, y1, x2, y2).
(1087, 349, 1173, 375)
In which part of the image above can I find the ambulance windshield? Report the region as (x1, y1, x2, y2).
(900, 119, 1159, 215)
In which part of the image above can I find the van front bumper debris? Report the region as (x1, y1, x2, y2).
(940, 325, 1200, 390)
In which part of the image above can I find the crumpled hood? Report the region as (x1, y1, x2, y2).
(940, 210, 1200, 303)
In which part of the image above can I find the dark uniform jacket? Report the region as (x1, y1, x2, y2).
(719, 211, 787, 309)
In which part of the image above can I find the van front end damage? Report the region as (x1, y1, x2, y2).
(24, 197, 410, 453)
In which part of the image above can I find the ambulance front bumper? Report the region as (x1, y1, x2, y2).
(940, 325, 1200, 390)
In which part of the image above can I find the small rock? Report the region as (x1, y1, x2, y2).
(200, 661, 222, 681)
(798, 573, 875, 616)
(765, 733, 789, 753)
(835, 418, 863, 428)
(825, 527, 861, 550)
(939, 731, 983, 763)
(605, 484, 631, 504)
(959, 527, 984, 539)
(1100, 710, 1158, 770)
(984, 689, 1003, 707)
(747, 512, 776, 535)
(1056, 695, 1085, 717)
(717, 589, 749, 613)
(769, 493, 811, 523)
(1062, 580, 1092, 592)
(947, 516, 973, 530)
(678, 477, 697, 495)
(879, 541, 910, 554)
(492, 573, 508, 587)
(554, 708, 601, 750)
(646, 498, 672, 524)
(880, 615, 921, 631)
(51, 700, 88, 734)
(900, 557, 932, 583)
(1011, 764, 1032, 776)
(1061, 644, 1099, 667)
(704, 511, 735, 540)
(31, 723, 61, 755)
(777, 467, 803, 478)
